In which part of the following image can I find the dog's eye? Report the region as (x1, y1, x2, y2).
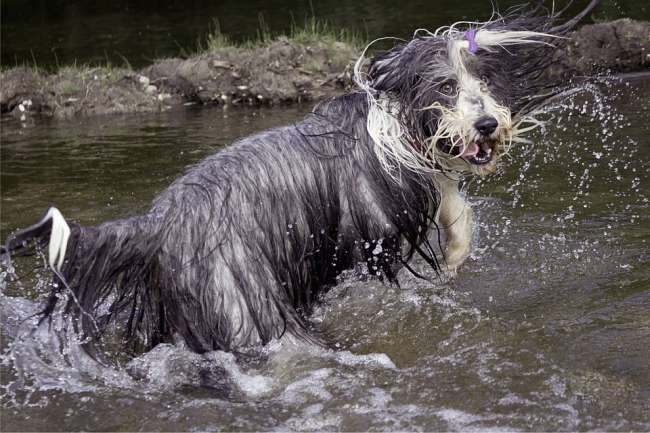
(440, 82, 456, 96)
(480, 75, 490, 92)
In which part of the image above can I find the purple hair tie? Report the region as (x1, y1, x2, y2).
(463, 28, 478, 54)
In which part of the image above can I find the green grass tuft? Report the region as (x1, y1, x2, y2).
(204, 19, 235, 51)
(201, 15, 365, 53)
(289, 16, 364, 49)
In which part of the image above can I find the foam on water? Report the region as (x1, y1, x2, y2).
(333, 350, 396, 369)
(1, 293, 398, 410)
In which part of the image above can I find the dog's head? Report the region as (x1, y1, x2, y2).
(373, 31, 522, 176)
(356, 1, 598, 178)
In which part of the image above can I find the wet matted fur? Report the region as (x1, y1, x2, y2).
(1, 1, 598, 358)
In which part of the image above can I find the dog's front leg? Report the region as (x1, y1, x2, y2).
(437, 178, 473, 272)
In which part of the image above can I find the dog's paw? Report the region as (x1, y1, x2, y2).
(444, 264, 459, 277)
(444, 244, 471, 274)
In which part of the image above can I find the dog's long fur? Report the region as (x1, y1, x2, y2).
(1, 2, 598, 358)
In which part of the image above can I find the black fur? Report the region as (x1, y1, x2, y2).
(4, 93, 441, 358)
(2, 1, 597, 359)
(367, 0, 600, 143)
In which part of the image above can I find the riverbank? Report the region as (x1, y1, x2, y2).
(1, 18, 648, 120)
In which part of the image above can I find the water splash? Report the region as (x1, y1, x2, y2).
(1, 78, 649, 430)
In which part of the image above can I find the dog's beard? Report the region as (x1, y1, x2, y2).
(363, 95, 546, 179)
(422, 101, 514, 176)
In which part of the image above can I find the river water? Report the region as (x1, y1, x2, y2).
(1, 77, 649, 430)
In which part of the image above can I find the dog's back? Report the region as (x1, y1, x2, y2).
(2, 93, 440, 357)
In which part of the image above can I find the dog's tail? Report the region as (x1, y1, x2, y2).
(1, 207, 165, 358)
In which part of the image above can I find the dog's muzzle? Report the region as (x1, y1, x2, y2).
(474, 115, 498, 136)
(434, 115, 503, 166)
(461, 115, 499, 165)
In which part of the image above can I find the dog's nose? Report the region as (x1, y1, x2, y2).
(474, 116, 498, 136)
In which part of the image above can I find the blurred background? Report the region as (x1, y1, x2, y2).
(2, 0, 648, 70)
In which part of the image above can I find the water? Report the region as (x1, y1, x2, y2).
(1, 78, 649, 430)
(2, 0, 649, 69)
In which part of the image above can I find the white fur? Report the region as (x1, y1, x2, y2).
(435, 176, 473, 272)
(354, 23, 557, 270)
(353, 40, 438, 179)
(354, 24, 554, 179)
(424, 76, 513, 176)
(46, 207, 70, 271)
(431, 27, 559, 269)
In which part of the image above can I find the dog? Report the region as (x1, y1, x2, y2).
(1, 2, 598, 359)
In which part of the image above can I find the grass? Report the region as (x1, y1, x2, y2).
(289, 16, 364, 48)
(201, 15, 365, 53)
(203, 19, 235, 51)
(1, 53, 132, 78)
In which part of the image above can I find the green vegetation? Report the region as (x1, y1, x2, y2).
(289, 16, 365, 48)
(202, 16, 365, 53)
(203, 20, 236, 51)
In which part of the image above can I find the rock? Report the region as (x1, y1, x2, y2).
(0, 67, 39, 113)
(212, 60, 231, 69)
(555, 19, 650, 76)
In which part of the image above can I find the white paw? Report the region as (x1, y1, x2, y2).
(444, 244, 470, 274)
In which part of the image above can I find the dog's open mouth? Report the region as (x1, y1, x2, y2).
(438, 139, 497, 165)
(460, 140, 496, 165)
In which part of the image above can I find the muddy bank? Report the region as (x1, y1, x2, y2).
(0, 36, 357, 119)
(1, 19, 648, 120)
(548, 19, 650, 78)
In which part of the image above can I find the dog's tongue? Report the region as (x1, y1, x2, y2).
(461, 142, 480, 157)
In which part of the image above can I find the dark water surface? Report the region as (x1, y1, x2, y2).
(1, 78, 649, 431)
(2, 0, 650, 69)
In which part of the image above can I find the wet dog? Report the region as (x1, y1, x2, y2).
(1, 2, 597, 358)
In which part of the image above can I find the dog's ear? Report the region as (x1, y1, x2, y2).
(368, 37, 447, 95)
(368, 44, 408, 92)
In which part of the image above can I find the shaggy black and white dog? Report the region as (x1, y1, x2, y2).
(2, 2, 597, 358)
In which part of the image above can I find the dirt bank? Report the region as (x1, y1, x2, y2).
(1, 19, 648, 120)
(549, 19, 650, 78)
(0, 36, 358, 119)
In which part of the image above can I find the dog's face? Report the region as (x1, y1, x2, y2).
(427, 57, 513, 177)
(364, 27, 557, 178)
